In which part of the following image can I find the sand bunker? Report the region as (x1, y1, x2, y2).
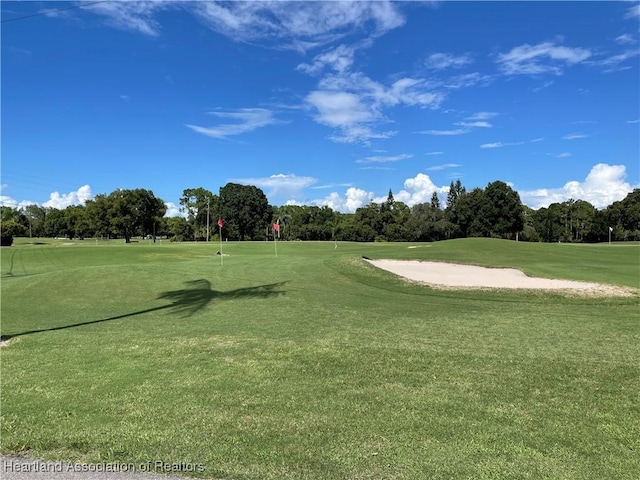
(366, 259, 636, 296)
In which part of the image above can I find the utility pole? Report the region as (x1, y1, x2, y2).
(206, 197, 210, 242)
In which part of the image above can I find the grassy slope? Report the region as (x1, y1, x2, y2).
(1, 239, 639, 479)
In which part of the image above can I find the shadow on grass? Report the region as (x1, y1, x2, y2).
(0, 279, 287, 342)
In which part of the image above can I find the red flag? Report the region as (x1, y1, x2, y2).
(273, 222, 280, 232)
(217, 218, 224, 228)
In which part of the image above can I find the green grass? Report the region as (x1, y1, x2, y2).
(1, 238, 639, 479)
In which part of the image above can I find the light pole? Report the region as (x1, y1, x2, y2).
(206, 197, 210, 242)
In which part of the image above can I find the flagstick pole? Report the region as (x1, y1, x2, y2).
(274, 231, 278, 258)
(219, 225, 223, 266)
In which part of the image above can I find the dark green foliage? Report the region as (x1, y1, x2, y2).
(219, 183, 272, 241)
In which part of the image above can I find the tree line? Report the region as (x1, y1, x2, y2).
(1, 181, 639, 246)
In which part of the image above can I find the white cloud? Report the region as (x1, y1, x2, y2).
(556, 152, 572, 158)
(297, 44, 356, 75)
(415, 129, 469, 136)
(120, 94, 130, 101)
(627, 119, 640, 124)
(164, 202, 184, 218)
(625, 4, 640, 19)
(307, 173, 452, 213)
(231, 173, 317, 198)
(356, 153, 413, 164)
(305, 72, 443, 144)
(466, 112, 499, 121)
(186, 108, 279, 139)
(533, 80, 554, 92)
(615, 34, 635, 45)
(425, 151, 444, 156)
(519, 163, 635, 209)
(43, 185, 93, 209)
(192, 1, 405, 51)
(394, 173, 447, 206)
(83, 1, 166, 36)
(481, 137, 543, 148)
(497, 41, 592, 75)
(442, 72, 493, 90)
(301, 42, 445, 144)
(425, 163, 462, 171)
(455, 121, 492, 128)
(595, 49, 640, 72)
(307, 186, 374, 213)
(424, 52, 472, 70)
(563, 132, 588, 140)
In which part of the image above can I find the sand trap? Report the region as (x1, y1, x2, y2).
(366, 259, 636, 296)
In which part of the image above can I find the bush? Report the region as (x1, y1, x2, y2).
(1, 234, 13, 246)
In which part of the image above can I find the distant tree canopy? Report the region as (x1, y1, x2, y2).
(2, 184, 639, 245)
(219, 183, 272, 241)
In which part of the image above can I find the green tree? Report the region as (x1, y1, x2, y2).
(179, 187, 218, 241)
(430, 191, 441, 210)
(104, 189, 166, 243)
(482, 181, 525, 238)
(22, 204, 47, 237)
(165, 216, 192, 242)
(219, 183, 271, 241)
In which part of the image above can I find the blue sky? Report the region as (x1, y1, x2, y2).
(2, 1, 639, 216)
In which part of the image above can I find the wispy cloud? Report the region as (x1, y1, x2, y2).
(119, 94, 130, 102)
(311, 183, 353, 190)
(455, 121, 492, 128)
(192, 1, 405, 51)
(533, 80, 554, 92)
(425, 151, 444, 156)
(82, 1, 167, 36)
(627, 119, 640, 124)
(442, 72, 493, 90)
(186, 108, 279, 139)
(563, 132, 588, 140)
(415, 129, 469, 136)
(595, 49, 640, 72)
(625, 4, 640, 20)
(496, 41, 592, 75)
(556, 152, 571, 158)
(480, 137, 542, 148)
(615, 34, 635, 45)
(425, 163, 462, 171)
(356, 154, 413, 164)
(424, 52, 472, 70)
(297, 44, 357, 75)
(466, 112, 499, 121)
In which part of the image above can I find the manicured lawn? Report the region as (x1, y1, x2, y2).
(1, 238, 639, 479)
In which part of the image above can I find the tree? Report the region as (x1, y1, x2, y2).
(456, 188, 489, 237)
(406, 202, 448, 241)
(430, 191, 440, 210)
(482, 181, 524, 238)
(219, 183, 271, 241)
(179, 187, 217, 241)
(22, 204, 47, 237)
(445, 179, 466, 237)
(97, 189, 166, 243)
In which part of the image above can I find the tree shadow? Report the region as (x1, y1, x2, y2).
(0, 279, 287, 342)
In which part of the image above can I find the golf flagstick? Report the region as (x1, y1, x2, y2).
(273, 220, 280, 258)
(218, 218, 224, 266)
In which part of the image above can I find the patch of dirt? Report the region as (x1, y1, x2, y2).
(365, 259, 637, 297)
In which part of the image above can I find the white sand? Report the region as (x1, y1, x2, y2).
(366, 259, 635, 296)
